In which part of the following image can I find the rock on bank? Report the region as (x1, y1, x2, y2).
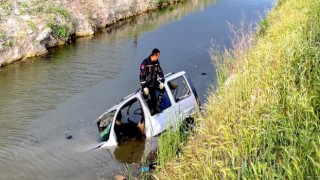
(0, 0, 179, 67)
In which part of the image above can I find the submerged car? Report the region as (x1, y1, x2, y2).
(95, 71, 201, 148)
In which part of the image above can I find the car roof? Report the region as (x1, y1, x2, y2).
(103, 71, 186, 113)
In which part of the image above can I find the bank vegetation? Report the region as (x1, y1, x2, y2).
(0, 0, 182, 67)
(155, 0, 320, 179)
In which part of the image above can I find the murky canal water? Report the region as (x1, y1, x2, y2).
(0, 0, 274, 179)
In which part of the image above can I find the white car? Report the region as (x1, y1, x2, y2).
(95, 71, 201, 148)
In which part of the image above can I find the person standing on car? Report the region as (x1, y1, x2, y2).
(139, 48, 165, 115)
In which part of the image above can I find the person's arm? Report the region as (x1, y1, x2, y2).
(140, 60, 147, 87)
(158, 61, 164, 82)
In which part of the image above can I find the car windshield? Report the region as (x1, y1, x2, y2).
(98, 110, 116, 141)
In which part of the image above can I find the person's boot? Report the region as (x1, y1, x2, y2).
(155, 93, 163, 114)
(155, 106, 162, 114)
(150, 108, 155, 115)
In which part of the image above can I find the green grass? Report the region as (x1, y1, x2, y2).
(47, 22, 70, 40)
(154, 0, 320, 179)
(27, 20, 37, 31)
(157, 117, 194, 167)
(52, 6, 69, 19)
(0, 32, 6, 40)
(8, 38, 13, 47)
(0, 1, 12, 16)
(15, 0, 74, 41)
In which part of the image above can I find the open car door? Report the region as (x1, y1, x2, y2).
(111, 97, 147, 145)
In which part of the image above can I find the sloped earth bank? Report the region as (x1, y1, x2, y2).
(0, 0, 180, 67)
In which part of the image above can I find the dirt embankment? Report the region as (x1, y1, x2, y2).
(0, 0, 180, 67)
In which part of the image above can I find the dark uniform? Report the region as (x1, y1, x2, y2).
(139, 57, 165, 114)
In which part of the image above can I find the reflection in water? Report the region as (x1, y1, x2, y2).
(0, 0, 274, 179)
(99, 0, 215, 39)
(113, 138, 146, 163)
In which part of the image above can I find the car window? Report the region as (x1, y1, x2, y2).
(118, 98, 144, 124)
(168, 76, 191, 103)
(145, 89, 171, 116)
(97, 110, 116, 141)
(159, 91, 171, 110)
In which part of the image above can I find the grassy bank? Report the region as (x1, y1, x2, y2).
(155, 0, 320, 179)
(0, 0, 186, 66)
